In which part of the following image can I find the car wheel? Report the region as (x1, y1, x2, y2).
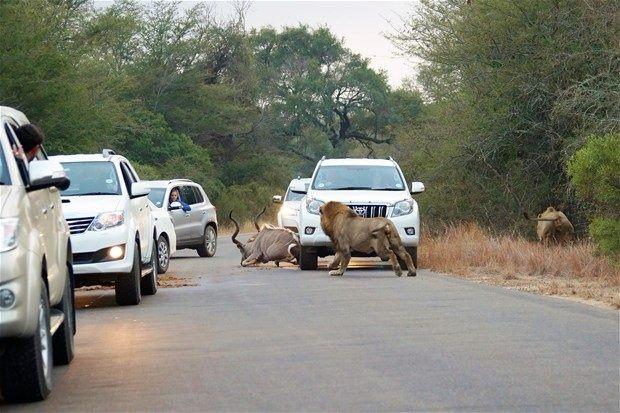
(197, 225, 217, 257)
(141, 240, 158, 295)
(397, 246, 418, 270)
(299, 246, 318, 270)
(156, 235, 170, 274)
(0, 279, 53, 402)
(52, 266, 75, 365)
(115, 243, 141, 306)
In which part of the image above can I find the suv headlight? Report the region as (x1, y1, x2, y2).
(0, 218, 19, 252)
(305, 198, 324, 215)
(392, 200, 414, 217)
(88, 212, 124, 231)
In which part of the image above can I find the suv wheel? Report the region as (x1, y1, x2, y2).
(0, 279, 53, 402)
(197, 225, 217, 257)
(156, 235, 170, 273)
(299, 246, 318, 270)
(397, 246, 418, 270)
(52, 267, 75, 365)
(115, 243, 141, 306)
(141, 240, 158, 295)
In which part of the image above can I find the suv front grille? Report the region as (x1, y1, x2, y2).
(348, 205, 387, 218)
(66, 217, 94, 234)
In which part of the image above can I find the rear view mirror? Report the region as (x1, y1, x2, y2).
(272, 195, 283, 204)
(169, 201, 182, 211)
(27, 160, 70, 192)
(130, 182, 150, 199)
(410, 181, 425, 194)
(289, 181, 307, 194)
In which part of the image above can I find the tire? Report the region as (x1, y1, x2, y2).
(141, 240, 158, 296)
(397, 246, 418, 269)
(52, 266, 75, 365)
(156, 235, 170, 274)
(115, 243, 141, 306)
(0, 279, 53, 402)
(299, 246, 318, 270)
(197, 225, 217, 257)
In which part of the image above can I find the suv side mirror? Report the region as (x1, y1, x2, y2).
(27, 160, 70, 192)
(289, 181, 307, 194)
(272, 195, 283, 204)
(130, 182, 150, 199)
(168, 201, 183, 211)
(410, 181, 425, 194)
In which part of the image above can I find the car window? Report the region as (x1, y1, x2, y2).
(192, 186, 204, 204)
(60, 161, 121, 196)
(0, 137, 11, 185)
(312, 165, 404, 190)
(180, 186, 197, 205)
(119, 162, 135, 194)
(147, 187, 166, 208)
(285, 189, 305, 201)
(3, 122, 27, 185)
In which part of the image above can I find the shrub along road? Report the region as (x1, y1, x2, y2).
(4, 236, 618, 412)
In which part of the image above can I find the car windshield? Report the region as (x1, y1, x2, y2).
(147, 188, 166, 208)
(312, 165, 405, 190)
(60, 161, 121, 196)
(0, 142, 10, 185)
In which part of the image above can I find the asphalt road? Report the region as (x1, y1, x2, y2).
(4, 236, 619, 412)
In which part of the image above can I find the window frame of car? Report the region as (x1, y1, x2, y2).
(2, 119, 29, 186)
(118, 161, 137, 197)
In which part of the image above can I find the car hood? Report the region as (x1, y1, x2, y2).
(0, 186, 20, 217)
(307, 190, 411, 205)
(280, 201, 302, 212)
(60, 195, 124, 219)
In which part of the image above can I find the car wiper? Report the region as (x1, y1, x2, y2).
(74, 192, 118, 196)
(371, 187, 404, 191)
(333, 186, 373, 190)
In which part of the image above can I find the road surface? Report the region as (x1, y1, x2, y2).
(3, 236, 619, 412)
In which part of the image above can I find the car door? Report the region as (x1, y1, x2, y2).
(120, 161, 150, 261)
(168, 186, 192, 244)
(189, 185, 209, 238)
(179, 185, 201, 240)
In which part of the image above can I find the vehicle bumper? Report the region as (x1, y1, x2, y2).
(280, 215, 299, 231)
(0, 248, 41, 338)
(70, 225, 136, 276)
(298, 211, 420, 248)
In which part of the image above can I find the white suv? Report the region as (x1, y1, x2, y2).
(272, 177, 311, 232)
(294, 157, 425, 270)
(51, 151, 158, 306)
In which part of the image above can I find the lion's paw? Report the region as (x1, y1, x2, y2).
(329, 270, 343, 277)
(407, 271, 417, 277)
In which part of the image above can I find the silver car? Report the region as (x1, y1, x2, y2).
(143, 179, 218, 257)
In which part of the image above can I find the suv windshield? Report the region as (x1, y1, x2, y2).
(0, 142, 10, 185)
(60, 161, 121, 196)
(147, 188, 166, 208)
(312, 165, 405, 190)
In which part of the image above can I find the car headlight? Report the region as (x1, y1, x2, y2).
(306, 198, 325, 215)
(0, 218, 19, 252)
(392, 200, 414, 217)
(88, 212, 124, 231)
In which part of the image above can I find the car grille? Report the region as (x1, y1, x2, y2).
(347, 205, 387, 218)
(66, 217, 94, 234)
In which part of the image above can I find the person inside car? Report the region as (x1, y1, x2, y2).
(169, 187, 191, 212)
(15, 123, 44, 161)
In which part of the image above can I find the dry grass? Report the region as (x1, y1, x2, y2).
(218, 220, 269, 236)
(420, 223, 619, 309)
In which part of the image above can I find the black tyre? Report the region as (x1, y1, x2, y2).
(197, 225, 217, 257)
(141, 240, 158, 296)
(52, 266, 75, 365)
(115, 243, 141, 306)
(156, 235, 170, 274)
(397, 246, 418, 269)
(299, 246, 318, 270)
(0, 279, 53, 402)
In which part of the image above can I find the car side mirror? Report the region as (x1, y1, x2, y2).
(130, 182, 150, 199)
(289, 181, 307, 194)
(27, 160, 70, 192)
(168, 201, 182, 211)
(272, 195, 283, 204)
(410, 181, 425, 194)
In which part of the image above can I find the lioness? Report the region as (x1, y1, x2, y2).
(319, 201, 416, 277)
(523, 206, 575, 245)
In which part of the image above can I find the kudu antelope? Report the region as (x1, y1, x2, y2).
(229, 208, 300, 267)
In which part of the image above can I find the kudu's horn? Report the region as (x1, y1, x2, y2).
(253, 206, 267, 232)
(228, 210, 244, 249)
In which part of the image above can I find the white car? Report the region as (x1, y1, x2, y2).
(294, 157, 425, 270)
(272, 178, 311, 232)
(0, 107, 75, 402)
(143, 179, 218, 257)
(51, 151, 158, 306)
(148, 199, 176, 274)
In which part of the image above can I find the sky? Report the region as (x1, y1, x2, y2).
(94, 1, 420, 88)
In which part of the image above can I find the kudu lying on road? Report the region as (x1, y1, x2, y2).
(230, 208, 300, 267)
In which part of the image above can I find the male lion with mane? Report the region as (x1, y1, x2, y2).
(319, 201, 416, 277)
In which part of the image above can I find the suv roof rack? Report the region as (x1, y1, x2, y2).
(168, 178, 193, 183)
(102, 149, 116, 158)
